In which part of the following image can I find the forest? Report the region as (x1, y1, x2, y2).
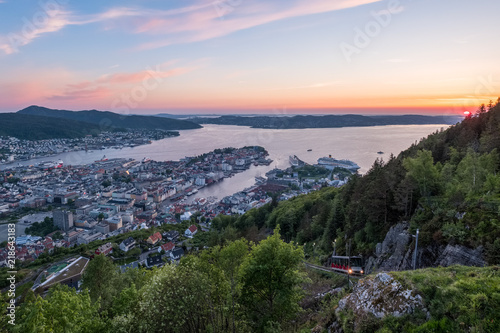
(5, 228, 309, 333)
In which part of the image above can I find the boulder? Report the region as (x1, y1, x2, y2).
(336, 273, 426, 330)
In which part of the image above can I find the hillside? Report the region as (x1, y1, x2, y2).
(205, 99, 500, 267)
(0, 113, 103, 140)
(17, 105, 202, 131)
(190, 114, 460, 128)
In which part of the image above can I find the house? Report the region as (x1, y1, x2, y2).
(120, 236, 136, 252)
(184, 224, 198, 238)
(146, 255, 163, 267)
(170, 248, 185, 260)
(147, 231, 162, 245)
(95, 242, 113, 256)
(164, 230, 179, 241)
(120, 261, 139, 273)
(158, 241, 175, 254)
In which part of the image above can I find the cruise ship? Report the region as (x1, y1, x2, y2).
(317, 155, 360, 171)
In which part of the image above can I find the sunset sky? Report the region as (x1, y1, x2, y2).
(0, 0, 498, 115)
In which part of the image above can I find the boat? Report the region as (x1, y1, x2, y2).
(37, 160, 63, 170)
(317, 155, 360, 171)
(95, 155, 108, 162)
(307, 149, 312, 152)
(377, 151, 384, 154)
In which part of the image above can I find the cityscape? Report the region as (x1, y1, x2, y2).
(0, 0, 499, 332)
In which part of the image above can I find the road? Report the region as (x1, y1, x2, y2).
(139, 246, 159, 262)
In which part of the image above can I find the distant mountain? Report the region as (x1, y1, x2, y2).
(18, 106, 202, 131)
(191, 114, 461, 128)
(154, 113, 221, 119)
(0, 113, 103, 140)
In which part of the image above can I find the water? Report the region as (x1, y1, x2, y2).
(2, 124, 448, 201)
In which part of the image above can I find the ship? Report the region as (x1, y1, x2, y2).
(95, 155, 108, 162)
(377, 151, 384, 154)
(37, 160, 64, 170)
(317, 155, 360, 171)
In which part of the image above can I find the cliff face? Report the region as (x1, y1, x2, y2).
(365, 223, 486, 273)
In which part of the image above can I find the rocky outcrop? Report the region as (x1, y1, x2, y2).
(335, 273, 427, 331)
(435, 244, 486, 267)
(365, 223, 412, 273)
(365, 223, 487, 273)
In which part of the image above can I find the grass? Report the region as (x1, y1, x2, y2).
(390, 265, 500, 332)
(301, 265, 500, 332)
(41, 257, 89, 288)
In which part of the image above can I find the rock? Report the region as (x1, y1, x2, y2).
(365, 223, 487, 273)
(365, 222, 412, 273)
(434, 244, 486, 267)
(328, 320, 343, 333)
(336, 273, 426, 331)
(314, 287, 343, 300)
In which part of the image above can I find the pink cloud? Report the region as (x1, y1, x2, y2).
(49, 61, 198, 102)
(0, 0, 382, 55)
(49, 86, 112, 101)
(132, 0, 383, 50)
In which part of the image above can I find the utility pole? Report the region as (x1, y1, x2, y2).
(347, 239, 351, 287)
(412, 229, 419, 270)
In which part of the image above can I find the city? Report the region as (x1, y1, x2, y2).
(0, 145, 352, 278)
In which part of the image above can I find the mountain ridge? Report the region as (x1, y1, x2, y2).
(17, 105, 202, 131)
(190, 114, 461, 128)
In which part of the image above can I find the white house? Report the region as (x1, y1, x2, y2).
(185, 224, 198, 238)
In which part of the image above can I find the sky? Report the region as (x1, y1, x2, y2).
(0, 0, 498, 115)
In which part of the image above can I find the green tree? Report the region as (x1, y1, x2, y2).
(218, 239, 249, 333)
(403, 150, 442, 198)
(81, 254, 120, 311)
(239, 227, 306, 332)
(129, 262, 215, 333)
(15, 284, 107, 333)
